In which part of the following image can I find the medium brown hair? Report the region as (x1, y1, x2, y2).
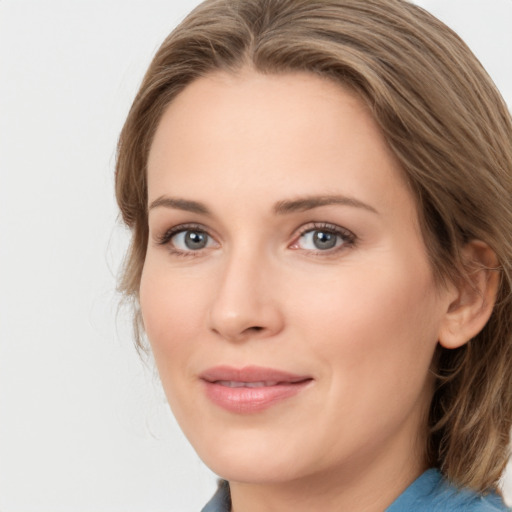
(116, 0, 512, 492)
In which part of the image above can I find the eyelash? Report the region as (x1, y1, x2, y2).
(156, 223, 212, 258)
(292, 222, 356, 255)
(155, 222, 356, 257)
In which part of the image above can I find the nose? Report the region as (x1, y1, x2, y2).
(208, 248, 284, 342)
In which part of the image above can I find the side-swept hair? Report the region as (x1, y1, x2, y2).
(115, 0, 512, 491)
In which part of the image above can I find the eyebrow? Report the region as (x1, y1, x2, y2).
(273, 195, 378, 215)
(148, 194, 378, 216)
(148, 196, 211, 215)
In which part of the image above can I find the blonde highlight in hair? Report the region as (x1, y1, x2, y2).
(116, 0, 512, 491)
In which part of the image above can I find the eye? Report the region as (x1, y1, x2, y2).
(300, 230, 339, 250)
(172, 230, 212, 251)
(290, 223, 355, 253)
(157, 224, 218, 255)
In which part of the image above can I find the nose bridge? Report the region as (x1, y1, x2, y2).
(208, 241, 282, 341)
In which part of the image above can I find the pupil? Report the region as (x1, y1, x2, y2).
(314, 231, 336, 250)
(185, 231, 207, 249)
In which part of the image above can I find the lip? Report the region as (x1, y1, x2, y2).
(199, 365, 313, 413)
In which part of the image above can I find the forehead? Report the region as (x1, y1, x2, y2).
(149, 70, 375, 165)
(147, 69, 414, 222)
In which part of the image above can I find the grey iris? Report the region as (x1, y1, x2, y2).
(185, 231, 208, 250)
(314, 231, 337, 250)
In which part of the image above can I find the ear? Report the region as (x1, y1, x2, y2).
(438, 240, 500, 350)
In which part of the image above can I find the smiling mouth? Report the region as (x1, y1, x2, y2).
(200, 366, 313, 413)
(216, 380, 296, 388)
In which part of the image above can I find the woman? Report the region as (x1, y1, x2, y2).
(115, 0, 512, 510)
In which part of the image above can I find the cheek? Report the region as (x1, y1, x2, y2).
(139, 262, 206, 365)
(280, 262, 441, 459)
(139, 263, 212, 428)
(287, 258, 441, 389)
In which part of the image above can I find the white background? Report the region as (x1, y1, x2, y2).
(1, 1, 511, 511)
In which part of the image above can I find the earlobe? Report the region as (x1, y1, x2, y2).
(438, 240, 500, 350)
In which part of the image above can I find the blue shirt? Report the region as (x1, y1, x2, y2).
(201, 469, 511, 511)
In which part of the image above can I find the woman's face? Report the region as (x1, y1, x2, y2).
(141, 70, 456, 484)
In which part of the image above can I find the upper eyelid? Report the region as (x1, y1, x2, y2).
(292, 222, 355, 239)
(155, 223, 215, 245)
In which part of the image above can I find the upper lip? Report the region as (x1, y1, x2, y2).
(200, 365, 312, 384)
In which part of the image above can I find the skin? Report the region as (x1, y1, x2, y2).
(140, 69, 491, 511)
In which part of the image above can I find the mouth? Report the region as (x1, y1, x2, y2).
(199, 365, 313, 413)
(215, 380, 299, 388)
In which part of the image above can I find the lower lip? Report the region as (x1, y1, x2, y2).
(202, 380, 312, 413)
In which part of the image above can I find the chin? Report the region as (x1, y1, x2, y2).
(209, 459, 303, 484)
(194, 435, 310, 484)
